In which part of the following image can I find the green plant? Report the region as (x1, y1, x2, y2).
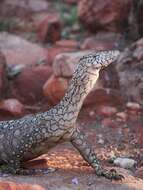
(64, 6, 78, 26)
(53, 2, 78, 26)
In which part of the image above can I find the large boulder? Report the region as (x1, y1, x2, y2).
(9, 65, 52, 104)
(0, 32, 47, 66)
(43, 76, 68, 105)
(0, 32, 53, 104)
(78, 0, 133, 33)
(116, 38, 143, 105)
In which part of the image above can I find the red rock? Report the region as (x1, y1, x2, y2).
(43, 76, 68, 105)
(0, 33, 47, 66)
(55, 39, 79, 49)
(78, 0, 133, 32)
(101, 118, 118, 128)
(116, 112, 128, 122)
(0, 51, 8, 100)
(47, 46, 77, 65)
(81, 32, 126, 51)
(0, 181, 44, 190)
(37, 13, 61, 43)
(96, 105, 117, 117)
(53, 51, 91, 77)
(0, 99, 24, 116)
(9, 65, 52, 104)
(84, 88, 125, 107)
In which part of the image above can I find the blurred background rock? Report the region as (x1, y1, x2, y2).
(0, 0, 142, 111)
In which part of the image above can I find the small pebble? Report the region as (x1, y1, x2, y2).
(114, 157, 136, 169)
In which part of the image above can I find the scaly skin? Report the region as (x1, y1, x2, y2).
(0, 50, 124, 179)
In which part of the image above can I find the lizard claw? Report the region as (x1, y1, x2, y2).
(96, 168, 124, 180)
(104, 169, 124, 180)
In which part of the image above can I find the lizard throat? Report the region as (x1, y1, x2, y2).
(57, 70, 100, 124)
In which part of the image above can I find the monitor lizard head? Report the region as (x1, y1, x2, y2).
(79, 50, 120, 71)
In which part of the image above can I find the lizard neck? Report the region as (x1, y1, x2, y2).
(56, 67, 100, 125)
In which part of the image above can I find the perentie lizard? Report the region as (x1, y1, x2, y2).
(0, 50, 123, 180)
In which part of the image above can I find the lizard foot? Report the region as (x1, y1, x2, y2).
(96, 168, 124, 180)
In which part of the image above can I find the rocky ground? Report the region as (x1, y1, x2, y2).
(0, 0, 143, 189)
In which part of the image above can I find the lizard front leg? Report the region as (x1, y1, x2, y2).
(71, 128, 124, 180)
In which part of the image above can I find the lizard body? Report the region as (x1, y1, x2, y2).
(0, 50, 123, 179)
